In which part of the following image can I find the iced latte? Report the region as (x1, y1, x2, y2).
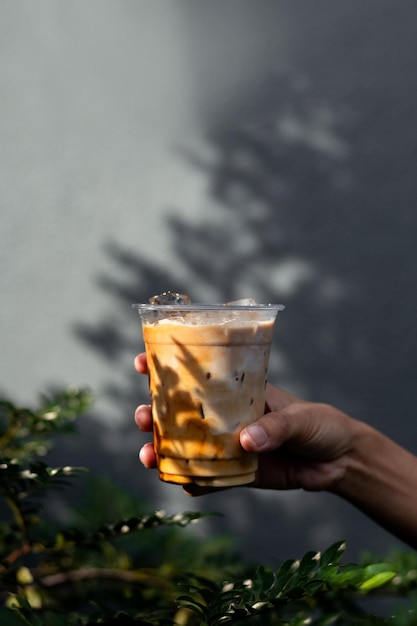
(133, 300, 283, 487)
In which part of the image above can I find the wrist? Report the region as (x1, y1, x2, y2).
(330, 418, 417, 548)
(328, 418, 376, 498)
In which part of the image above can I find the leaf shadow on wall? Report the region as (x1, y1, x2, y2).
(71, 69, 417, 564)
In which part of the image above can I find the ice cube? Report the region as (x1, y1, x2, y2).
(226, 298, 257, 306)
(149, 291, 191, 305)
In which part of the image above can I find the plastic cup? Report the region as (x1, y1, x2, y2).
(133, 302, 284, 487)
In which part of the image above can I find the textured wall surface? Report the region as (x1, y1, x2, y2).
(2, 1, 417, 564)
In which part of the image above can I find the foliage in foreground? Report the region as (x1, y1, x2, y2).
(2, 390, 417, 625)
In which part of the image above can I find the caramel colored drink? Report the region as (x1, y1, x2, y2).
(134, 303, 283, 487)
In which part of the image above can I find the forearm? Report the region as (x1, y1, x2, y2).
(333, 420, 417, 549)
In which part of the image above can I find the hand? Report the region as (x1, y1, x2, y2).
(240, 385, 357, 492)
(134, 353, 417, 548)
(134, 352, 358, 493)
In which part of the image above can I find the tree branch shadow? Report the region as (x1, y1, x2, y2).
(71, 63, 417, 563)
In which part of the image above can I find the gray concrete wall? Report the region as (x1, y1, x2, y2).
(2, 0, 417, 565)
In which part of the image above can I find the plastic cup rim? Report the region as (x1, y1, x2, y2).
(132, 303, 285, 312)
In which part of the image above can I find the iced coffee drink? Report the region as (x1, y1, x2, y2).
(133, 298, 283, 487)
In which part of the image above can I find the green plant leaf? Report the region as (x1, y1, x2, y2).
(319, 541, 347, 567)
(0, 608, 33, 626)
(359, 571, 396, 591)
(253, 564, 275, 594)
(176, 596, 208, 617)
(298, 550, 321, 576)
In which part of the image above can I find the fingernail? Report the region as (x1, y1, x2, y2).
(243, 424, 268, 449)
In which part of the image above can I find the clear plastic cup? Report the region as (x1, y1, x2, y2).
(133, 302, 284, 487)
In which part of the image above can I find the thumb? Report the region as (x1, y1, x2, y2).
(241, 402, 354, 461)
(240, 410, 294, 453)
